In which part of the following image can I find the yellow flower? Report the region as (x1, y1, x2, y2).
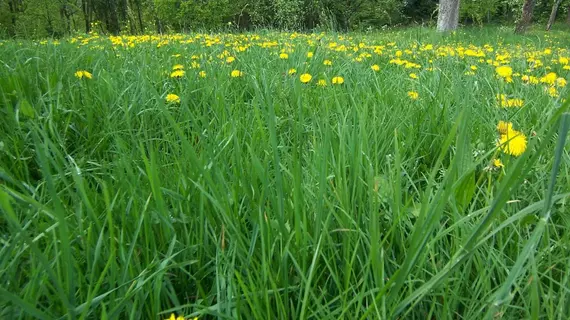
(279, 53, 289, 59)
(546, 86, 558, 97)
(172, 64, 184, 70)
(323, 60, 332, 66)
(317, 79, 327, 87)
(226, 56, 235, 63)
(409, 73, 418, 79)
(497, 121, 513, 135)
(407, 91, 419, 100)
(556, 77, 567, 87)
(470, 65, 478, 71)
(540, 72, 557, 85)
(559, 57, 569, 65)
(496, 65, 513, 78)
(230, 70, 243, 77)
(288, 68, 297, 75)
(332, 76, 344, 85)
(199, 71, 207, 78)
(74, 70, 93, 79)
(165, 313, 185, 320)
(166, 93, 180, 104)
(307, 52, 314, 58)
(170, 70, 185, 78)
(300, 73, 312, 83)
(371, 64, 380, 71)
(493, 158, 504, 168)
(497, 129, 527, 157)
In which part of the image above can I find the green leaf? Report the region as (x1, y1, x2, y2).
(19, 99, 35, 119)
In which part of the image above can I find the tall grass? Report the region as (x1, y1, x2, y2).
(0, 27, 569, 319)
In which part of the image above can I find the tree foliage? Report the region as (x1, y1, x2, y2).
(0, 0, 568, 37)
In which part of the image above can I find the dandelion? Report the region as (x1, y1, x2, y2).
(300, 73, 312, 83)
(493, 158, 504, 168)
(226, 56, 235, 63)
(540, 72, 557, 85)
(279, 53, 289, 59)
(165, 314, 185, 320)
(546, 86, 558, 97)
(497, 129, 527, 157)
(495, 65, 513, 82)
(470, 65, 478, 71)
(556, 77, 567, 87)
(288, 68, 297, 75)
(172, 64, 184, 70)
(231, 70, 243, 77)
(371, 64, 380, 71)
(199, 71, 207, 78)
(317, 79, 327, 87)
(497, 121, 513, 135)
(407, 91, 419, 100)
(170, 70, 185, 78)
(166, 93, 180, 104)
(307, 52, 314, 58)
(323, 60, 332, 66)
(332, 76, 344, 85)
(409, 73, 418, 79)
(74, 70, 93, 79)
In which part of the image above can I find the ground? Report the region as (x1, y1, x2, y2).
(0, 27, 569, 319)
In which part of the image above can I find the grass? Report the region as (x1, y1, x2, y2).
(0, 26, 569, 319)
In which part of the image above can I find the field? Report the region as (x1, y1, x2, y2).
(1, 27, 570, 319)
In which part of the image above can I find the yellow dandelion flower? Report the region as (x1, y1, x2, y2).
(317, 79, 327, 87)
(323, 60, 332, 66)
(546, 86, 558, 97)
(496, 65, 513, 78)
(371, 64, 380, 71)
(556, 77, 567, 87)
(230, 70, 243, 77)
(497, 121, 513, 135)
(307, 52, 314, 58)
(497, 129, 527, 157)
(199, 71, 207, 78)
(332, 76, 344, 85)
(288, 68, 297, 75)
(540, 72, 557, 85)
(165, 313, 185, 320)
(407, 91, 419, 100)
(166, 93, 180, 104)
(74, 70, 93, 79)
(279, 53, 289, 59)
(172, 64, 184, 70)
(409, 73, 418, 79)
(493, 158, 504, 168)
(300, 73, 312, 83)
(470, 65, 478, 71)
(226, 56, 235, 63)
(170, 70, 185, 78)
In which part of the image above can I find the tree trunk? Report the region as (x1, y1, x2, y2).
(134, 0, 144, 33)
(515, 0, 535, 34)
(546, 0, 563, 30)
(107, 0, 121, 34)
(437, 0, 461, 32)
(82, 0, 91, 33)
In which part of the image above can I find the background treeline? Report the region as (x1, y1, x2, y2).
(1, 0, 569, 38)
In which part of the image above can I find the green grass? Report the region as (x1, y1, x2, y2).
(0, 26, 569, 319)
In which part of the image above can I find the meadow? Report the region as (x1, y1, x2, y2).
(0, 27, 569, 319)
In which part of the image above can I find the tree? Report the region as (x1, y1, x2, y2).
(546, 0, 564, 30)
(567, 3, 570, 25)
(437, 0, 461, 31)
(515, 0, 536, 33)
